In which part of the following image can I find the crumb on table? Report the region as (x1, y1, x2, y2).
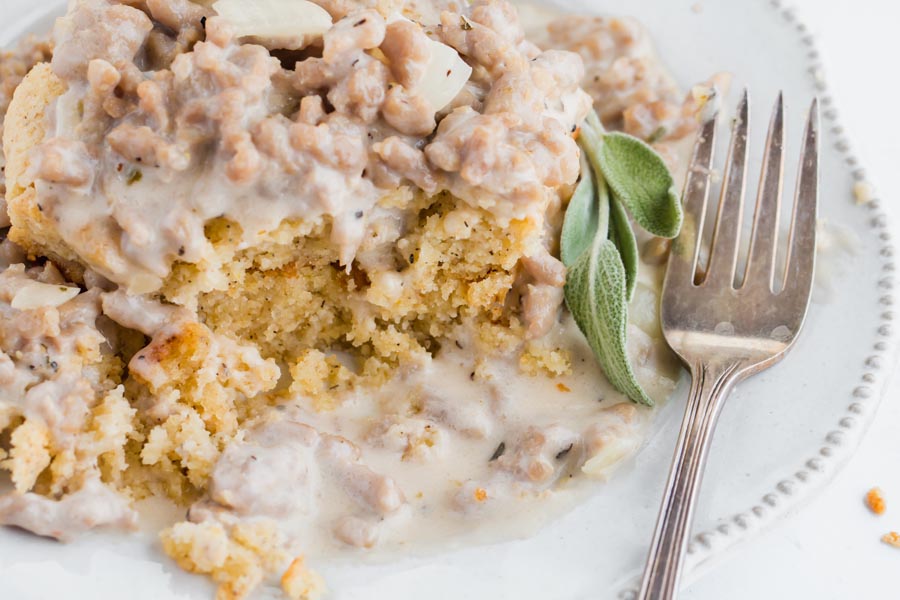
(866, 487, 886, 515)
(881, 531, 900, 548)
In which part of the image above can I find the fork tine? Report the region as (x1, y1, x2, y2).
(743, 93, 785, 290)
(705, 89, 750, 288)
(665, 113, 718, 287)
(781, 98, 819, 298)
(647, 97, 820, 600)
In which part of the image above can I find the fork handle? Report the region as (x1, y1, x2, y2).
(637, 360, 740, 600)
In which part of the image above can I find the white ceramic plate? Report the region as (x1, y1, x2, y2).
(1, 1, 895, 599)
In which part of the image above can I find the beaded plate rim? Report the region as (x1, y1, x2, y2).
(617, 1, 899, 596)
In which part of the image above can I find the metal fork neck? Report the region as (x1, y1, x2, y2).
(637, 360, 741, 600)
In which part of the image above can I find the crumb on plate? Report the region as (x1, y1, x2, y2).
(281, 556, 325, 600)
(853, 181, 874, 205)
(161, 518, 291, 600)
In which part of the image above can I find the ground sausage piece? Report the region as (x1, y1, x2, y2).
(51, 1, 153, 80)
(327, 56, 389, 123)
(470, 0, 526, 44)
(188, 419, 408, 548)
(373, 136, 439, 193)
(583, 403, 638, 457)
(494, 425, 580, 484)
(381, 85, 436, 136)
(580, 403, 642, 477)
(324, 10, 386, 65)
(381, 19, 431, 89)
(622, 73, 730, 142)
(439, 7, 527, 79)
(30, 138, 94, 186)
(297, 95, 326, 125)
(208, 422, 320, 518)
(136, 78, 171, 131)
(0, 478, 137, 542)
(0, 241, 26, 270)
(333, 515, 379, 548)
(146, 0, 208, 35)
(107, 124, 189, 171)
(521, 284, 564, 339)
(320, 434, 406, 516)
(520, 249, 567, 287)
(519, 248, 567, 337)
(341, 464, 406, 515)
(544, 15, 677, 126)
(422, 394, 494, 439)
(426, 108, 566, 211)
(86, 58, 120, 102)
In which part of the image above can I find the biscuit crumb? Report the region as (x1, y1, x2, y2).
(520, 343, 572, 377)
(853, 181, 874, 205)
(882, 532, 900, 548)
(281, 556, 325, 600)
(474, 487, 488, 502)
(866, 487, 886, 515)
(161, 519, 289, 600)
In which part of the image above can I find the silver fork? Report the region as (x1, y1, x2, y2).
(637, 90, 818, 600)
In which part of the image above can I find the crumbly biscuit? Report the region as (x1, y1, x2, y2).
(3, 64, 86, 276)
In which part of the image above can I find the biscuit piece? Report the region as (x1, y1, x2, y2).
(4, 64, 86, 279)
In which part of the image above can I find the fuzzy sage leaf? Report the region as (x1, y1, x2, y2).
(563, 129, 650, 405)
(564, 236, 653, 406)
(584, 111, 683, 239)
(608, 196, 639, 301)
(561, 110, 683, 405)
(561, 152, 606, 268)
(596, 132, 682, 238)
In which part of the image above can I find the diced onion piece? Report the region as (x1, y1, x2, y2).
(691, 83, 721, 122)
(418, 39, 472, 111)
(581, 436, 639, 479)
(212, 0, 333, 48)
(55, 94, 83, 138)
(126, 273, 164, 296)
(384, 14, 471, 111)
(11, 281, 80, 310)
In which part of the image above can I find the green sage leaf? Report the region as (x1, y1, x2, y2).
(609, 196, 639, 302)
(561, 110, 680, 406)
(564, 236, 653, 406)
(596, 131, 683, 239)
(561, 152, 607, 268)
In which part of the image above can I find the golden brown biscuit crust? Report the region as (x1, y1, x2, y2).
(3, 63, 86, 279)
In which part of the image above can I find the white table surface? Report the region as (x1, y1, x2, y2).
(684, 1, 900, 598)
